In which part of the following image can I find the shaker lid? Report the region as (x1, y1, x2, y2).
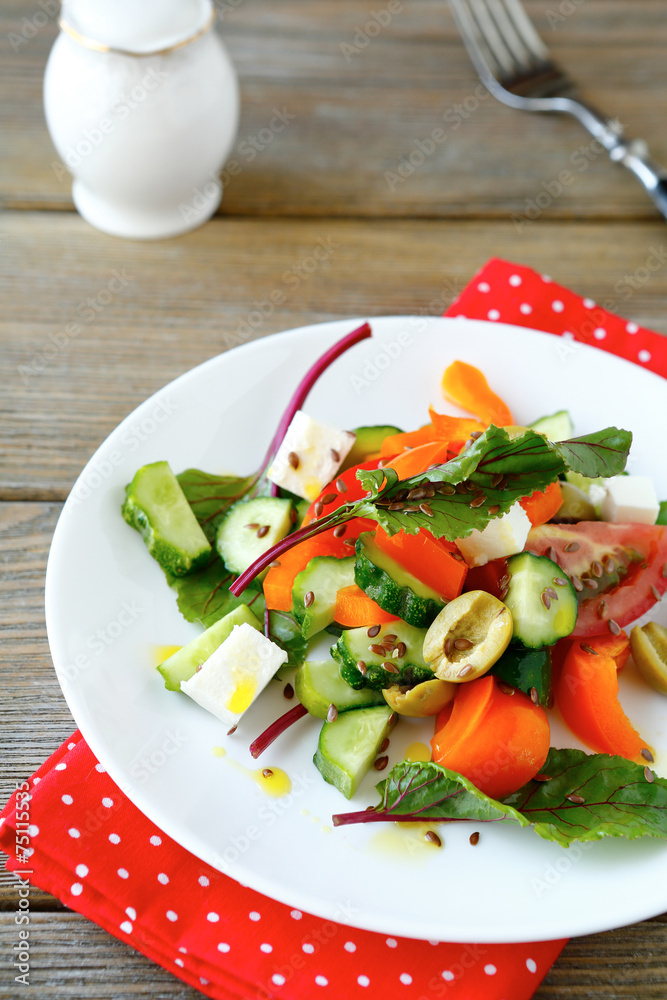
(61, 0, 214, 55)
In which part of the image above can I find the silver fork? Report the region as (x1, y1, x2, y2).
(449, 0, 667, 219)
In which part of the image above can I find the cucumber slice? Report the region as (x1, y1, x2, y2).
(122, 461, 211, 576)
(294, 659, 385, 719)
(215, 497, 293, 577)
(331, 621, 433, 690)
(528, 410, 574, 442)
(340, 425, 403, 472)
(157, 604, 263, 692)
(503, 552, 578, 648)
(354, 532, 445, 627)
(292, 556, 355, 639)
(490, 643, 553, 706)
(314, 705, 396, 798)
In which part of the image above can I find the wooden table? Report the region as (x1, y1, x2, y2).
(2, 1, 667, 995)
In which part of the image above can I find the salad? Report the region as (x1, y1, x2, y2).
(121, 322, 667, 849)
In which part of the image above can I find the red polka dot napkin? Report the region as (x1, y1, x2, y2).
(5, 255, 666, 1000)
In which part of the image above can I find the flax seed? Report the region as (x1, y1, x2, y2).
(419, 502, 434, 517)
(304, 591, 315, 608)
(227, 725, 237, 736)
(357, 660, 367, 674)
(321, 492, 337, 505)
(314, 501, 324, 518)
(530, 687, 539, 705)
(245, 522, 259, 529)
(591, 560, 603, 578)
(287, 451, 300, 469)
(604, 558, 615, 574)
(547, 546, 558, 564)
(608, 618, 621, 635)
(490, 473, 503, 488)
(564, 541, 580, 553)
(488, 504, 500, 515)
(544, 587, 558, 600)
(425, 830, 442, 847)
(580, 643, 599, 655)
(439, 483, 456, 496)
(583, 578, 598, 590)
(388, 501, 405, 511)
(269, 560, 281, 568)
(344, 538, 356, 548)
(597, 600, 607, 619)
(327, 703, 338, 723)
(553, 577, 569, 587)
(498, 682, 515, 696)
(567, 794, 585, 804)
(383, 661, 399, 673)
(456, 483, 468, 494)
(395, 641, 407, 658)
(541, 591, 552, 610)
(283, 683, 294, 699)
(645, 766, 655, 783)
(534, 774, 551, 782)
(641, 748, 655, 763)
(469, 832, 480, 846)
(336, 478, 347, 493)
(374, 756, 389, 771)
(469, 495, 486, 508)
(571, 575, 584, 592)
(383, 633, 397, 642)
(369, 643, 386, 656)
(407, 488, 427, 501)
(257, 525, 270, 538)
(262, 768, 274, 778)
(367, 624, 381, 638)
(651, 584, 662, 600)
(330, 448, 340, 463)
(333, 524, 346, 538)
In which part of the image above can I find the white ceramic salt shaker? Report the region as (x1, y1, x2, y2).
(44, 0, 240, 239)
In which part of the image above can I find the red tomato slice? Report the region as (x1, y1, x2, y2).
(527, 522, 667, 637)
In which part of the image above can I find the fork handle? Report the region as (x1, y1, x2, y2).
(608, 139, 667, 220)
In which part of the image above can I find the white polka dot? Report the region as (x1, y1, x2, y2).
(519, 303, 532, 315)
(95, 763, 106, 773)
(344, 941, 357, 953)
(477, 281, 490, 293)
(583, 297, 595, 309)
(260, 943, 273, 954)
(487, 308, 500, 321)
(509, 274, 522, 286)
(108, 833, 120, 844)
(70, 883, 83, 896)
(178, 947, 187, 954)
(526, 957, 537, 973)
(68, 828, 80, 839)
(68, 742, 76, 750)
(206, 912, 220, 923)
(200, 978, 209, 986)
(442, 970, 455, 981)
(150, 835, 162, 846)
(358, 975, 370, 987)
(272, 974, 286, 986)
(303, 943, 315, 954)
(117, 868, 129, 880)
(290, 909, 302, 920)
(120, 921, 133, 934)
(386, 938, 398, 948)
(198, 875, 210, 887)
(27, 824, 39, 837)
(166, 910, 178, 922)
(75, 864, 88, 878)
(55, 762, 67, 771)
(428, 940, 439, 947)
(627, 321, 639, 334)
(639, 349, 651, 362)
(542, 274, 552, 282)
(551, 299, 564, 312)
(217, 942, 230, 953)
(399, 973, 412, 985)
(157, 873, 169, 885)
(125, 907, 136, 921)
(249, 910, 261, 921)
(315, 975, 328, 987)
(484, 964, 497, 975)
(175, 958, 184, 968)
(32, 777, 40, 784)
(22, 847, 34, 859)
(61, 794, 73, 805)
(593, 327, 607, 340)
(102, 797, 113, 808)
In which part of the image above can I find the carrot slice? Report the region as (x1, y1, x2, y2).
(334, 584, 400, 627)
(375, 526, 467, 601)
(442, 361, 513, 426)
(555, 642, 648, 762)
(382, 440, 449, 480)
(380, 425, 435, 457)
(429, 407, 486, 443)
(263, 533, 349, 611)
(431, 675, 550, 799)
(519, 482, 563, 527)
(582, 630, 630, 671)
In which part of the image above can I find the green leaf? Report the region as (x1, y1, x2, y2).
(267, 609, 309, 668)
(333, 749, 667, 847)
(552, 428, 633, 479)
(177, 469, 256, 543)
(168, 556, 263, 628)
(505, 747, 667, 846)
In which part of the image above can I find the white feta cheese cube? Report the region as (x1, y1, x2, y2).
(180, 623, 287, 727)
(600, 475, 659, 525)
(267, 410, 355, 502)
(455, 501, 532, 568)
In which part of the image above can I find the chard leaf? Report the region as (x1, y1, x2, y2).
(333, 749, 667, 848)
(169, 558, 263, 628)
(177, 469, 257, 543)
(266, 608, 308, 668)
(505, 747, 667, 847)
(552, 428, 633, 479)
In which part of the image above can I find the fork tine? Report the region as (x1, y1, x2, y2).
(482, 0, 535, 72)
(449, 0, 510, 86)
(501, 0, 551, 63)
(466, 0, 517, 78)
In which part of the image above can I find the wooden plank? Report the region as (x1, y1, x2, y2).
(2, 212, 667, 497)
(1, 1, 666, 217)
(1, 911, 667, 997)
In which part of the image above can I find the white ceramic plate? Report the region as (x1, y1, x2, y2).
(45, 317, 667, 943)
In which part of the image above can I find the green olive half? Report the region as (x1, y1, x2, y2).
(630, 622, 667, 695)
(422, 590, 513, 682)
(382, 678, 457, 717)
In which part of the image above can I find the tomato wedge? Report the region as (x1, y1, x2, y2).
(527, 522, 667, 637)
